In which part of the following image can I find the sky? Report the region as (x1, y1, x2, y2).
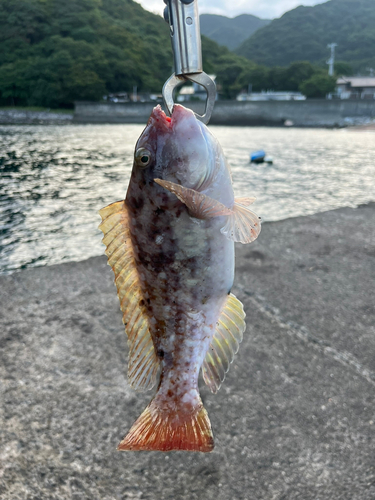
(134, 0, 327, 19)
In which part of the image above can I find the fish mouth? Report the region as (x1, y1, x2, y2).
(148, 105, 172, 131)
(149, 104, 196, 131)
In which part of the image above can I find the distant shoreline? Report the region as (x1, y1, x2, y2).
(348, 123, 375, 131)
(0, 108, 73, 125)
(73, 100, 375, 128)
(1, 102, 375, 128)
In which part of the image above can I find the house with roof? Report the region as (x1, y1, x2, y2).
(336, 77, 375, 99)
(176, 75, 217, 102)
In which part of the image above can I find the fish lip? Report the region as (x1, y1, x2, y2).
(148, 104, 196, 131)
(148, 105, 172, 131)
(171, 104, 196, 124)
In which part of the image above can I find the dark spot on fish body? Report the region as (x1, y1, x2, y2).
(147, 225, 160, 240)
(137, 252, 152, 268)
(175, 206, 184, 218)
(184, 257, 199, 276)
(139, 299, 145, 306)
(147, 250, 176, 271)
(154, 207, 165, 216)
(157, 349, 164, 358)
(129, 196, 144, 210)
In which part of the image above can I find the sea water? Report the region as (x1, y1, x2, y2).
(0, 124, 374, 274)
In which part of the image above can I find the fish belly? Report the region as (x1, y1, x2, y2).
(128, 197, 233, 383)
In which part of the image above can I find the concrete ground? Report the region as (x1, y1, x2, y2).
(1, 203, 374, 500)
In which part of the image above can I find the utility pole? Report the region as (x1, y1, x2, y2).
(327, 43, 337, 76)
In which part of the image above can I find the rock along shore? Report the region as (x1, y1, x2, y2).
(1, 203, 374, 500)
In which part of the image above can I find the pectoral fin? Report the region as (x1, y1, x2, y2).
(234, 196, 256, 206)
(154, 178, 232, 219)
(154, 179, 261, 244)
(220, 198, 261, 244)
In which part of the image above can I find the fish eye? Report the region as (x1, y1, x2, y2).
(135, 148, 152, 168)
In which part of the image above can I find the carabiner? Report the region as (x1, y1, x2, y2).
(162, 0, 216, 124)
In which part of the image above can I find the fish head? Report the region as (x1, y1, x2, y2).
(133, 105, 216, 191)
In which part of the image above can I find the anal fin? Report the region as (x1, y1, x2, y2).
(202, 293, 246, 394)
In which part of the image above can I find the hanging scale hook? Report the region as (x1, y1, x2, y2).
(162, 0, 216, 124)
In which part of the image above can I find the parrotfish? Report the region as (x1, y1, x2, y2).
(99, 105, 261, 452)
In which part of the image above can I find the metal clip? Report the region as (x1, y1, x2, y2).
(163, 72, 216, 124)
(162, 0, 216, 124)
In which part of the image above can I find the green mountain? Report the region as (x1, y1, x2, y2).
(200, 14, 271, 51)
(236, 0, 375, 72)
(0, 0, 250, 108)
(0, 0, 174, 107)
(0, 0, 342, 107)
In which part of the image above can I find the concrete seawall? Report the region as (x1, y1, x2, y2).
(74, 99, 375, 127)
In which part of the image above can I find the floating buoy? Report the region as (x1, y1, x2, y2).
(250, 150, 266, 163)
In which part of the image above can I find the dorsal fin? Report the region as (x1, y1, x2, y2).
(202, 293, 246, 394)
(98, 201, 159, 391)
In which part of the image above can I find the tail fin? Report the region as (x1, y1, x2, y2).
(118, 400, 214, 452)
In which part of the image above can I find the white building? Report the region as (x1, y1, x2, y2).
(336, 77, 375, 99)
(177, 75, 217, 102)
(236, 90, 306, 101)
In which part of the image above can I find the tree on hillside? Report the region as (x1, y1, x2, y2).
(334, 61, 354, 76)
(236, 61, 330, 95)
(299, 74, 336, 98)
(0, 0, 173, 107)
(236, 0, 375, 73)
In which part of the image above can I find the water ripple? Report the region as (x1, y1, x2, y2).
(0, 124, 374, 274)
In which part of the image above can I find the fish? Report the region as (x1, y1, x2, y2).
(98, 104, 261, 452)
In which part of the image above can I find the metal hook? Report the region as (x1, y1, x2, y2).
(162, 0, 216, 124)
(163, 72, 216, 125)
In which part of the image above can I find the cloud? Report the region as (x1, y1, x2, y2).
(134, 0, 327, 19)
(135, 0, 164, 16)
